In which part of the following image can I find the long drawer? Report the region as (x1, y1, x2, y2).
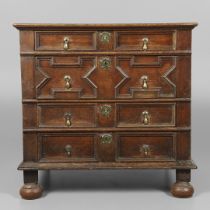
(28, 132, 179, 163)
(23, 102, 190, 129)
(29, 55, 190, 100)
(33, 30, 177, 52)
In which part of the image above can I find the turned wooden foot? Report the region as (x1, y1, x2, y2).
(171, 181, 194, 198)
(20, 170, 43, 200)
(171, 169, 194, 198)
(20, 183, 43, 200)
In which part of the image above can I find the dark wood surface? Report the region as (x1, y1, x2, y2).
(39, 134, 96, 161)
(13, 22, 198, 30)
(15, 23, 197, 199)
(18, 160, 197, 170)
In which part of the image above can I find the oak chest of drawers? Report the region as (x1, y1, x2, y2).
(14, 23, 197, 199)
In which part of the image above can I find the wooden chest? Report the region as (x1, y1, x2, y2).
(14, 23, 197, 199)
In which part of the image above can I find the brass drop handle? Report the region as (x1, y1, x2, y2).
(140, 75, 148, 89)
(63, 37, 70, 50)
(64, 75, 71, 89)
(65, 144, 72, 157)
(142, 110, 150, 125)
(64, 112, 72, 127)
(142, 37, 149, 50)
(140, 144, 150, 156)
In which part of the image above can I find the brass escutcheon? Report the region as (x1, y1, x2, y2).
(99, 57, 111, 69)
(99, 31, 111, 43)
(100, 104, 112, 117)
(100, 134, 112, 144)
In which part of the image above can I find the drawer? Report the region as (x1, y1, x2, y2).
(116, 133, 176, 161)
(35, 55, 178, 100)
(38, 133, 97, 162)
(35, 56, 98, 99)
(115, 30, 176, 51)
(116, 56, 177, 98)
(38, 104, 96, 128)
(35, 31, 97, 51)
(117, 103, 175, 127)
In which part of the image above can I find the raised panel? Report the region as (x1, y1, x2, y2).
(115, 56, 177, 98)
(117, 103, 176, 127)
(116, 132, 176, 161)
(38, 133, 97, 162)
(115, 30, 176, 51)
(35, 56, 97, 99)
(35, 31, 97, 51)
(38, 103, 96, 128)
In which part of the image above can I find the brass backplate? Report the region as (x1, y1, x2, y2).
(100, 104, 112, 117)
(100, 134, 112, 144)
(99, 57, 111, 69)
(99, 31, 111, 43)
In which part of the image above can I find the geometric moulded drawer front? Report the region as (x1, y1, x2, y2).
(116, 132, 176, 161)
(115, 56, 177, 98)
(35, 55, 177, 100)
(35, 56, 97, 99)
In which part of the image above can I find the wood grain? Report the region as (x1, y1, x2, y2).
(15, 23, 197, 199)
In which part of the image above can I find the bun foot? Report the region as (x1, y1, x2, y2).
(171, 181, 194, 198)
(20, 183, 43, 200)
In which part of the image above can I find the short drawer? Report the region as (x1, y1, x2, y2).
(115, 30, 176, 51)
(115, 56, 177, 99)
(116, 133, 176, 161)
(35, 31, 97, 51)
(117, 103, 175, 127)
(38, 133, 97, 162)
(38, 104, 96, 128)
(35, 56, 98, 99)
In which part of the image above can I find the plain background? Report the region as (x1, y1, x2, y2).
(0, 0, 209, 209)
